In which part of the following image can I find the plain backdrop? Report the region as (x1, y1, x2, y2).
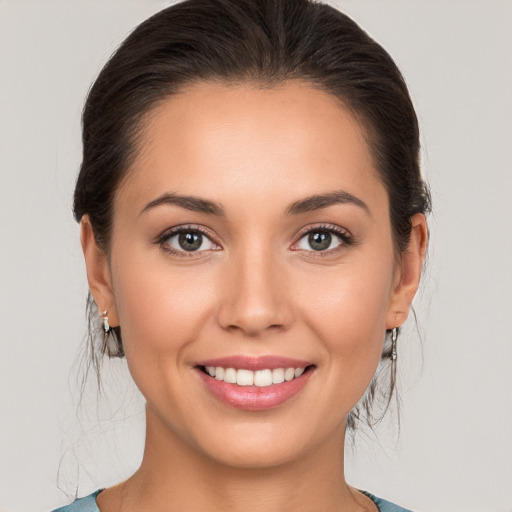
(0, 1, 511, 511)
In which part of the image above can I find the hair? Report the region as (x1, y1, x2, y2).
(74, 0, 431, 429)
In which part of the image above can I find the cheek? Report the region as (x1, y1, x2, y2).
(111, 248, 218, 360)
(301, 261, 393, 339)
(297, 258, 394, 399)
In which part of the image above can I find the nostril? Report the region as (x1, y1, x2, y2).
(216, 274, 293, 335)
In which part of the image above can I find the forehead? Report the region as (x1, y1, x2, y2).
(118, 80, 387, 216)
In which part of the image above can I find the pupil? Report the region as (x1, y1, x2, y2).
(309, 231, 331, 251)
(179, 231, 202, 251)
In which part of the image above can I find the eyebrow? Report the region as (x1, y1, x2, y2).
(139, 189, 369, 218)
(286, 190, 370, 215)
(140, 192, 224, 216)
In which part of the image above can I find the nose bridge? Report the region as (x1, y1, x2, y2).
(217, 236, 291, 336)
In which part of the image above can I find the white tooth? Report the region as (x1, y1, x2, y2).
(272, 368, 285, 384)
(237, 369, 254, 386)
(215, 367, 225, 381)
(294, 367, 305, 378)
(254, 369, 273, 387)
(206, 366, 215, 377)
(223, 367, 236, 383)
(284, 367, 295, 381)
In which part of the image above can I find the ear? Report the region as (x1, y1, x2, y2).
(80, 215, 119, 327)
(386, 213, 428, 329)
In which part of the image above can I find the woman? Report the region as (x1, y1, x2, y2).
(54, 0, 429, 510)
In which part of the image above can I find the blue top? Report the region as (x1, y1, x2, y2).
(52, 489, 413, 512)
(52, 490, 102, 512)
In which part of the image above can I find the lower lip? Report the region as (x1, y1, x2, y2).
(197, 368, 313, 411)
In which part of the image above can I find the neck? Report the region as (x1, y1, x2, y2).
(99, 406, 363, 512)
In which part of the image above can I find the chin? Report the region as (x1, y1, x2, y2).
(203, 439, 306, 470)
(186, 414, 341, 471)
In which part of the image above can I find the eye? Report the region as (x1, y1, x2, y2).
(159, 227, 218, 254)
(294, 226, 351, 253)
(298, 230, 340, 251)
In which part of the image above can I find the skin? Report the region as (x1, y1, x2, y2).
(81, 81, 428, 512)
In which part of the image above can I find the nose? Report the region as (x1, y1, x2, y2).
(216, 246, 293, 337)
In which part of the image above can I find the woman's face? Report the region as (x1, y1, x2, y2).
(84, 81, 423, 468)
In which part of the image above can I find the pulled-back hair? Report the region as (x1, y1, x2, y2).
(74, 0, 430, 430)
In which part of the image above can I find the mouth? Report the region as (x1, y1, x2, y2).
(194, 357, 316, 411)
(198, 365, 312, 387)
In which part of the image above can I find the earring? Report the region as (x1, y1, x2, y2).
(99, 309, 124, 358)
(101, 310, 110, 333)
(391, 327, 398, 361)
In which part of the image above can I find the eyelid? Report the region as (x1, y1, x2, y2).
(156, 224, 222, 256)
(290, 223, 353, 252)
(154, 222, 353, 257)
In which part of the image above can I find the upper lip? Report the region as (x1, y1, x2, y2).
(194, 355, 313, 371)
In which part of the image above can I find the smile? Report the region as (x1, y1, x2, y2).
(202, 366, 306, 387)
(195, 356, 315, 411)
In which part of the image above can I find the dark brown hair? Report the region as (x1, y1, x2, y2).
(74, 0, 430, 429)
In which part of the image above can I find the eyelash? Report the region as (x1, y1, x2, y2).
(156, 225, 219, 258)
(293, 224, 354, 256)
(155, 223, 354, 258)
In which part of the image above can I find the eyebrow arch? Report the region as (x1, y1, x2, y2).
(140, 192, 225, 216)
(286, 190, 370, 215)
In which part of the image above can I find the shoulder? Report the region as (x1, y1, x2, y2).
(362, 491, 414, 512)
(51, 489, 412, 512)
(50, 490, 102, 512)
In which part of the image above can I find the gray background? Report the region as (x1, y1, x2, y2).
(0, 1, 511, 511)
